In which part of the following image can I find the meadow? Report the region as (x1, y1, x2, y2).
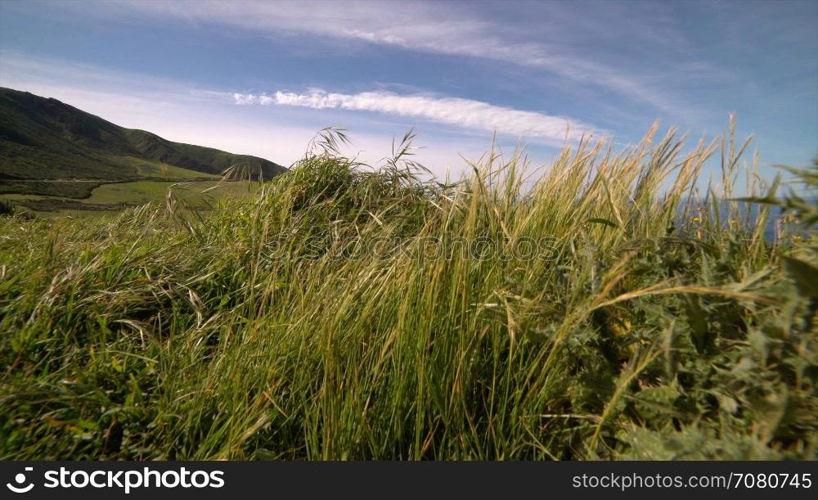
(0, 179, 258, 217)
(0, 125, 816, 460)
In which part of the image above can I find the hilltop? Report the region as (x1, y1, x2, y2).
(0, 87, 286, 197)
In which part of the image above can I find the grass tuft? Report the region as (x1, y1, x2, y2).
(1, 124, 816, 460)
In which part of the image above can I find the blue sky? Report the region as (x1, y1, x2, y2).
(1, 0, 816, 185)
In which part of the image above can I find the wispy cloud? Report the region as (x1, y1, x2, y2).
(82, 0, 699, 117)
(0, 52, 512, 176)
(233, 89, 596, 142)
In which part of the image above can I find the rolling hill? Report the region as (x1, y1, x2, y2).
(0, 87, 286, 194)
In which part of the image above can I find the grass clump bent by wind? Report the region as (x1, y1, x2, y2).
(0, 124, 816, 460)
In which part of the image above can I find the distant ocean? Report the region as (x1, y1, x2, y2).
(682, 199, 792, 242)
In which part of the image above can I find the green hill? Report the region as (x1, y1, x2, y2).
(0, 87, 286, 191)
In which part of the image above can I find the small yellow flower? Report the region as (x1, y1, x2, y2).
(791, 235, 803, 244)
(691, 216, 702, 224)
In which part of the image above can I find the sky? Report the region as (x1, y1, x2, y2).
(0, 0, 816, 186)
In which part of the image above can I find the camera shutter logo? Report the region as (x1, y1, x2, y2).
(6, 467, 35, 494)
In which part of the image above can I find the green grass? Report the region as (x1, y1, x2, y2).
(0, 180, 104, 198)
(85, 180, 257, 206)
(0, 164, 218, 199)
(0, 125, 816, 460)
(0, 180, 259, 214)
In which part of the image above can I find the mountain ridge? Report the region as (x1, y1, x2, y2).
(0, 87, 286, 184)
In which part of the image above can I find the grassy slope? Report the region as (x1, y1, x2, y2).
(1, 180, 260, 214)
(0, 87, 286, 195)
(0, 128, 816, 460)
(0, 163, 218, 200)
(82, 180, 258, 206)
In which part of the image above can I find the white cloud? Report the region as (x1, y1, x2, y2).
(232, 93, 256, 105)
(234, 89, 596, 143)
(0, 52, 513, 177)
(86, 0, 693, 117)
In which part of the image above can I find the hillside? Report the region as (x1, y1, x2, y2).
(0, 87, 286, 190)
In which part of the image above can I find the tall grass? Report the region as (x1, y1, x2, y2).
(1, 123, 816, 460)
